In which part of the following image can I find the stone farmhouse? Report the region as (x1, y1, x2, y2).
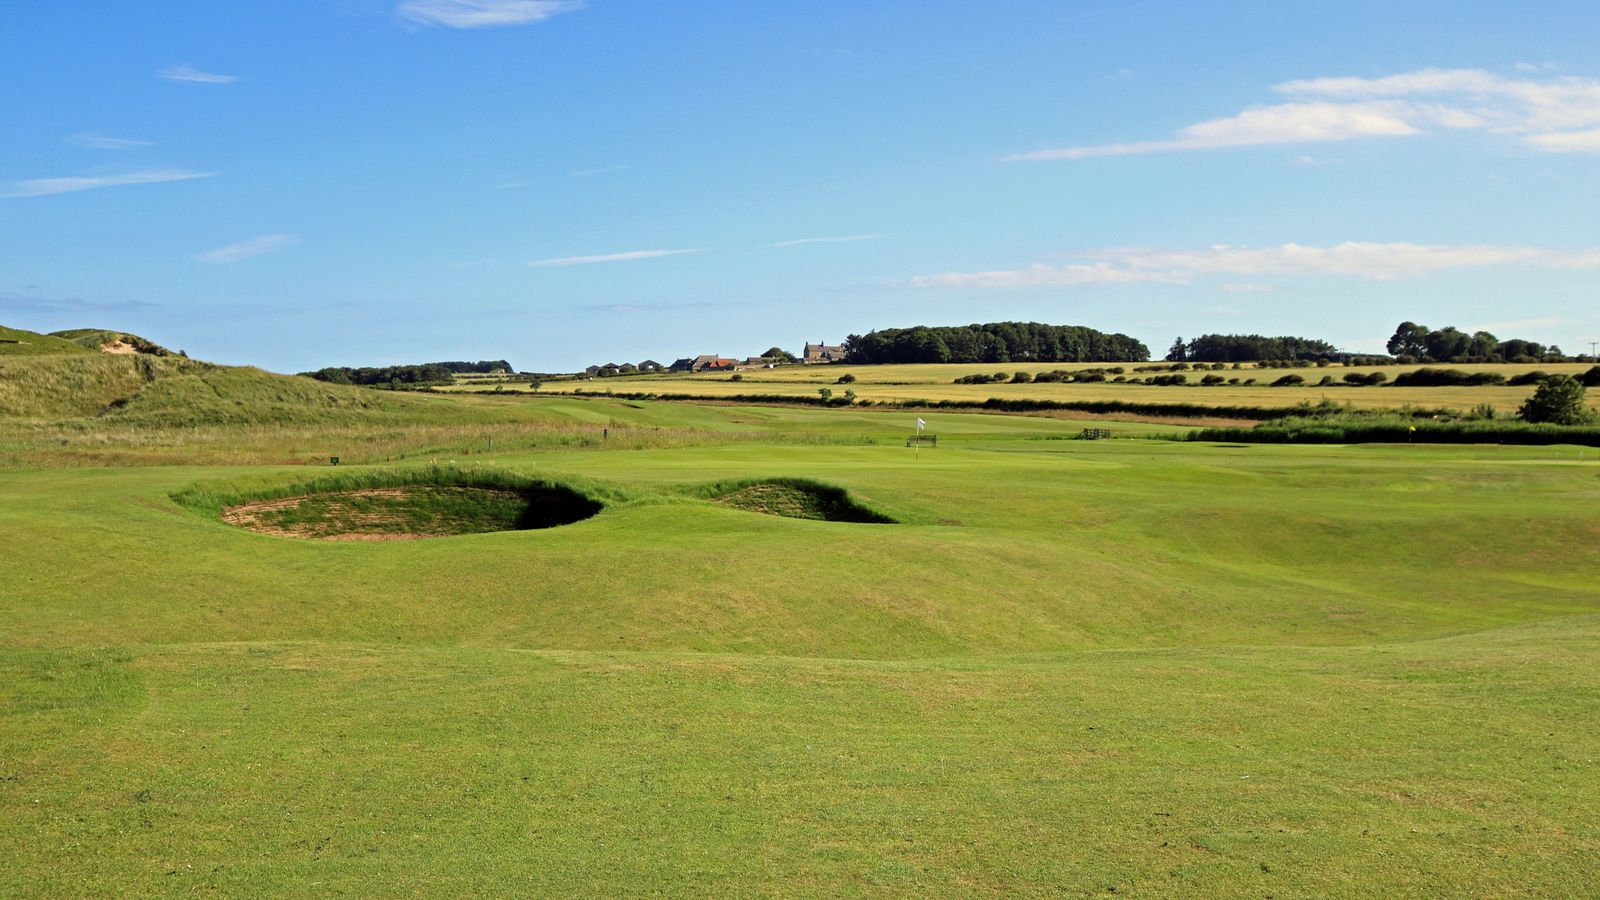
(804, 342, 847, 364)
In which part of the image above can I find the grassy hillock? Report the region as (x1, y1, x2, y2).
(0, 324, 93, 356)
(49, 328, 172, 355)
(0, 350, 477, 426)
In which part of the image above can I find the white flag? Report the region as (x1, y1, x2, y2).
(916, 418, 926, 430)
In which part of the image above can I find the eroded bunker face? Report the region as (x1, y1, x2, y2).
(708, 479, 895, 524)
(222, 482, 601, 541)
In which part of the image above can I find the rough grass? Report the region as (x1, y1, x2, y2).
(1192, 413, 1600, 446)
(0, 325, 92, 356)
(701, 477, 897, 523)
(224, 486, 550, 539)
(174, 465, 609, 528)
(48, 328, 170, 355)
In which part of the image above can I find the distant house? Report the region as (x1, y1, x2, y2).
(804, 341, 847, 364)
(668, 358, 694, 372)
(638, 359, 663, 372)
(583, 365, 601, 377)
(690, 354, 736, 372)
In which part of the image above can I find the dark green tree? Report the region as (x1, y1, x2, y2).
(1166, 337, 1187, 362)
(1468, 331, 1500, 358)
(1424, 326, 1471, 361)
(1386, 321, 1430, 357)
(1519, 375, 1593, 425)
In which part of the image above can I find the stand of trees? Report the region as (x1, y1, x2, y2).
(433, 360, 512, 374)
(1386, 322, 1561, 363)
(1167, 334, 1338, 362)
(301, 359, 512, 387)
(842, 322, 1149, 365)
(303, 364, 458, 386)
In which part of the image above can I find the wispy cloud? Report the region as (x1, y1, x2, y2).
(0, 290, 154, 313)
(397, 0, 583, 28)
(583, 301, 725, 313)
(1, 169, 218, 199)
(770, 234, 886, 248)
(1220, 282, 1278, 293)
(157, 64, 238, 84)
(1007, 102, 1420, 160)
(528, 248, 707, 267)
(496, 180, 531, 189)
(910, 242, 1600, 289)
(568, 164, 627, 177)
(195, 234, 300, 264)
(1007, 67, 1600, 160)
(68, 132, 155, 151)
(1467, 316, 1569, 333)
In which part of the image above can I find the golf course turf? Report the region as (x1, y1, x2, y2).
(4, 394, 1599, 894)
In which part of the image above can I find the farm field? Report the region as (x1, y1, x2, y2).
(481, 361, 1600, 414)
(5, 390, 1600, 894)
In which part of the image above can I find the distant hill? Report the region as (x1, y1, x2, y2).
(0, 325, 95, 356)
(49, 328, 173, 356)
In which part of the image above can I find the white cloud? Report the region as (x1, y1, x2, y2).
(1, 169, 218, 199)
(68, 133, 155, 150)
(910, 241, 1600, 289)
(1524, 126, 1600, 153)
(909, 262, 1186, 289)
(1007, 101, 1418, 160)
(1008, 67, 1600, 159)
(397, 0, 583, 28)
(1221, 283, 1278, 293)
(528, 248, 707, 267)
(157, 64, 238, 84)
(770, 234, 886, 248)
(195, 234, 300, 264)
(568, 165, 627, 177)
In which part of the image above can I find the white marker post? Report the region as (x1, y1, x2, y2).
(915, 417, 926, 461)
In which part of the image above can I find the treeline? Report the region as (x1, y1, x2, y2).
(433, 360, 511, 374)
(302, 364, 458, 386)
(301, 359, 512, 386)
(842, 322, 1149, 365)
(1386, 322, 1562, 363)
(1167, 334, 1337, 362)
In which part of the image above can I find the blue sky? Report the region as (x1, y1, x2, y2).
(3, 0, 1598, 371)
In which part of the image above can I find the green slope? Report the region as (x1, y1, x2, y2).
(0, 324, 93, 356)
(48, 328, 172, 355)
(0, 350, 483, 424)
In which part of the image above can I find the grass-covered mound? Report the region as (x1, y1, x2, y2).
(179, 467, 603, 540)
(0, 351, 456, 424)
(0, 324, 93, 356)
(49, 328, 171, 356)
(700, 477, 895, 523)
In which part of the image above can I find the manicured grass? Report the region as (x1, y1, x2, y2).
(3, 398, 1599, 894)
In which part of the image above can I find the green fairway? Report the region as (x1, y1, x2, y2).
(4, 399, 1600, 893)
